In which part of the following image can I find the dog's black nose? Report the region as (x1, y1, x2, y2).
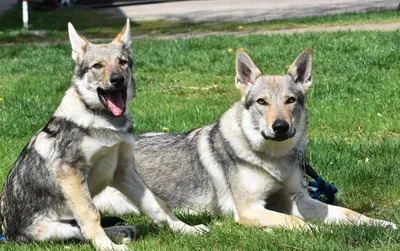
(110, 73, 125, 88)
(272, 120, 290, 135)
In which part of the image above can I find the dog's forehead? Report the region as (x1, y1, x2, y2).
(85, 43, 129, 61)
(253, 75, 295, 95)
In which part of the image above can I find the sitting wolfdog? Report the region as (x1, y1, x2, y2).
(0, 19, 206, 251)
(95, 48, 396, 230)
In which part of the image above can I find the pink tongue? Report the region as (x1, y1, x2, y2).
(106, 91, 124, 116)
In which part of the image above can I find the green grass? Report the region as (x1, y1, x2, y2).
(1, 3, 400, 44)
(1, 30, 400, 250)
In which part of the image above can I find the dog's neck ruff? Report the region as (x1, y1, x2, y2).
(54, 88, 132, 132)
(218, 103, 295, 182)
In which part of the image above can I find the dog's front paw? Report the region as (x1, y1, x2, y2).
(172, 223, 209, 235)
(378, 220, 397, 229)
(110, 244, 129, 251)
(94, 237, 129, 251)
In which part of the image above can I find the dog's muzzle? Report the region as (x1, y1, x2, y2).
(96, 72, 129, 117)
(261, 128, 296, 141)
(97, 87, 127, 117)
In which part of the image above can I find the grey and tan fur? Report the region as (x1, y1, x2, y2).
(95, 49, 397, 230)
(0, 19, 207, 251)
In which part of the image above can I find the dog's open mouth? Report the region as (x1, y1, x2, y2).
(261, 129, 296, 142)
(97, 88, 127, 117)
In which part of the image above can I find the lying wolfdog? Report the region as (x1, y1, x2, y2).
(95, 48, 396, 230)
(0, 19, 206, 251)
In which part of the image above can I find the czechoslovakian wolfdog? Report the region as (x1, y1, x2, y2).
(95, 49, 396, 230)
(0, 19, 206, 251)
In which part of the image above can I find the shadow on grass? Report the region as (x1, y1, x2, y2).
(137, 212, 216, 237)
(0, 2, 231, 43)
(100, 211, 216, 239)
(1, 2, 400, 45)
(0, 2, 125, 31)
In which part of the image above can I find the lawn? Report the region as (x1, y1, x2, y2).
(0, 30, 400, 250)
(1, 2, 400, 44)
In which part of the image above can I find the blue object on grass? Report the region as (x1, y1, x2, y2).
(0, 235, 5, 241)
(306, 164, 338, 204)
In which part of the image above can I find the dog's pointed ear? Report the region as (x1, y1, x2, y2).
(287, 48, 312, 91)
(112, 18, 131, 51)
(68, 22, 89, 65)
(235, 49, 262, 95)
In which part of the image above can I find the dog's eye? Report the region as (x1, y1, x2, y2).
(92, 63, 103, 69)
(256, 98, 268, 105)
(286, 97, 296, 104)
(119, 59, 128, 65)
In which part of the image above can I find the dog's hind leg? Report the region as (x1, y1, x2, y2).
(29, 220, 84, 241)
(30, 220, 138, 245)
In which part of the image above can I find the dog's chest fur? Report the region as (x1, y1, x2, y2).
(52, 88, 135, 196)
(236, 155, 297, 200)
(83, 130, 134, 196)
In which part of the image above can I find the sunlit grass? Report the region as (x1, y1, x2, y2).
(0, 30, 399, 249)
